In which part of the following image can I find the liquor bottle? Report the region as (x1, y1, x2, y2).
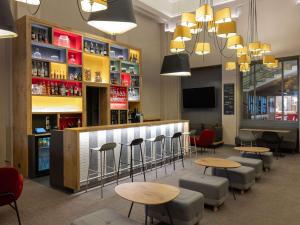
(44, 63, 49, 77)
(103, 47, 107, 56)
(50, 82, 54, 95)
(74, 85, 78, 96)
(46, 82, 51, 95)
(77, 118, 81, 127)
(69, 85, 74, 96)
(44, 31, 48, 44)
(90, 42, 95, 54)
(37, 62, 41, 77)
(31, 30, 36, 41)
(60, 83, 66, 96)
(69, 54, 76, 65)
(45, 116, 51, 131)
(95, 44, 99, 55)
(54, 82, 59, 95)
(84, 41, 89, 53)
(42, 82, 46, 95)
(40, 63, 45, 77)
(32, 61, 37, 76)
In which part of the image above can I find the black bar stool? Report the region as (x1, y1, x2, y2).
(86, 142, 117, 198)
(117, 138, 146, 183)
(166, 132, 184, 171)
(145, 135, 167, 179)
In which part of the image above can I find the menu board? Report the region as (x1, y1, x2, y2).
(224, 83, 235, 115)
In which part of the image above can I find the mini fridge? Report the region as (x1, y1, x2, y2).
(28, 134, 51, 178)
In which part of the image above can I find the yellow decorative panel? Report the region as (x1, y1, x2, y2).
(32, 96, 83, 113)
(83, 53, 109, 83)
(50, 62, 67, 80)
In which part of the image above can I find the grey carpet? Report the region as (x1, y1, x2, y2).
(1, 146, 300, 225)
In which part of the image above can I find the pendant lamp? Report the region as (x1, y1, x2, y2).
(225, 62, 236, 71)
(196, 4, 213, 22)
(237, 47, 248, 57)
(0, 0, 18, 39)
(248, 42, 261, 52)
(267, 60, 279, 69)
(16, 0, 40, 5)
(173, 25, 192, 42)
(215, 8, 232, 24)
(208, 21, 216, 33)
(170, 40, 185, 53)
(227, 35, 244, 50)
(238, 55, 251, 65)
(263, 55, 276, 65)
(81, 0, 107, 12)
(260, 43, 272, 54)
(88, 0, 137, 35)
(190, 23, 203, 34)
(216, 21, 237, 38)
(181, 13, 197, 28)
(195, 42, 210, 55)
(240, 63, 250, 73)
(160, 54, 191, 76)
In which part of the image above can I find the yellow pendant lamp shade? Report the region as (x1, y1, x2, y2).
(196, 4, 213, 22)
(216, 21, 237, 38)
(260, 43, 272, 54)
(190, 23, 203, 34)
(181, 13, 197, 28)
(227, 35, 244, 50)
(267, 60, 279, 69)
(225, 62, 236, 71)
(195, 42, 210, 55)
(170, 40, 185, 53)
(240, 63, 250, 73)
(263, 55, 276, 65)
(237, 47, 248, 57)
(248, 42, 261, 52)
(208, 21, 216, 32)
(173, 25, 192, 42)
(238, 55, 251, 65)
(252, 50, 262, 57)
(215, 8, 232, 24)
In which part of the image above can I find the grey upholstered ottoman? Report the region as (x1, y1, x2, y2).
(179, 173, 229, 211)
(148, 188, 204, 225)
(212, 166, 255, 193)
(227, 156, 263, 179)
(241, 152, 274, 171)
(71, 208, 141, 225)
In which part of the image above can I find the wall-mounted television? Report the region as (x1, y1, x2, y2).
(182, 87, 216, 108)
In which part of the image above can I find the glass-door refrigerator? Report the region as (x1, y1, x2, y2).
(28, 134, 51, 178)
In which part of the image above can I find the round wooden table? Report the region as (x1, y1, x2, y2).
(115, 182, 180, 225)
(234, 146, 270, 154)
(195, 157, 241, 200)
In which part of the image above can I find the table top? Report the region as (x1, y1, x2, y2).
(195, 157, 241, 169)
(115, 182, 180, 205)
(240, 128, 290, 133)
(234, 146, 270, 153)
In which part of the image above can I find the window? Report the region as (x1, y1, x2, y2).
(242, 57, 299, 122)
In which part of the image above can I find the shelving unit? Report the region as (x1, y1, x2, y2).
(13, 16, 142, 177)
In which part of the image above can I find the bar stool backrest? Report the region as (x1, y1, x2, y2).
(189, 130, 197, 136)
(172, 132, 182, 139)
(130, 138, 144, 146)
(100, 143, 117, 151)
(154, 135, 165, 142)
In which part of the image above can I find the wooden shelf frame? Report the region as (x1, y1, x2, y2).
(13, 16, 142, 177)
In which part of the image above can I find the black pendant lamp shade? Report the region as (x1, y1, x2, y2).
(88, 0, 137, 35)
(0, 0, 17, 39)
(160, 54, 191, 76)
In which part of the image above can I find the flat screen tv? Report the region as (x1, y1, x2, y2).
(183, 87, 216, 108)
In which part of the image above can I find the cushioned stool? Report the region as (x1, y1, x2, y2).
(179, 173, 229, 211)
(241, 152, 274, 171)
(227, 156, 263, 179)
(212, 166, 255, 193)
(71, 208, 141, 225)
(148, 188, 204, 225)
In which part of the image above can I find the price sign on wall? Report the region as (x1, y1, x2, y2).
(224, 83, 235, 115)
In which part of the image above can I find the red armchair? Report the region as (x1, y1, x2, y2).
(191, 129, 216, 153)
(0, 167, 23, 225)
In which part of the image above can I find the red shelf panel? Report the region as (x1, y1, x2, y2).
(53, 28, 82, 51)
(121, 73, 131, 87)
(68, 50, 82, 66)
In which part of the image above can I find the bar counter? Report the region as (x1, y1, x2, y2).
(63, 120, 189, 191)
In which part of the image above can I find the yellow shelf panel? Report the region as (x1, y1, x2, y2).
(83, 53, 109, 84)
(32, 96, 83, 113)
(50, 62, 67, 80)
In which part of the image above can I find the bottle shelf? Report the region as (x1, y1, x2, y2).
(32, 76, 82, 83)
(32, 95, 82, 98)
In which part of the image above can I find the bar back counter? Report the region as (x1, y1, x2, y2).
(62, 120, 189, 192)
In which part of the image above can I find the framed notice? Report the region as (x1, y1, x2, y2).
(224, 83, 235, 115)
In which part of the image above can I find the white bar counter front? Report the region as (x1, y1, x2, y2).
(63, 120, 189, 191)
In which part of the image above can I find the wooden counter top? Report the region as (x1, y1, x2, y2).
(64, 120, 189, 133)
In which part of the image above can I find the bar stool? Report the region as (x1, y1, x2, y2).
(117, 138, 146, 183)
(86, 142, 117, 198)
(165, 132, 184, 171)
(144, 135, 167, 179)
(182, 130, 198, 162)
